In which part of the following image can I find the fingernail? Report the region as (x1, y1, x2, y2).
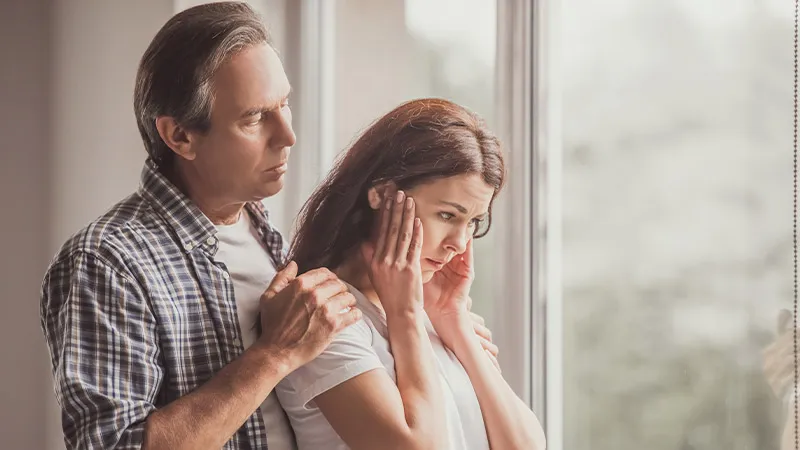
(406, 197, 413, 209)
(396, 191, 405, 203)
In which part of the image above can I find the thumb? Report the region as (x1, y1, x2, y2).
(265, 260, 298, 299)
(361, 242, 375, 265)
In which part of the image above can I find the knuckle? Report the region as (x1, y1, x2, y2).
(308, 290, 325, 308)
(295, 277, 310, 292)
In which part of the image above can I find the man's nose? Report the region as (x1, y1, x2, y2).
(271, 108, 297, 149)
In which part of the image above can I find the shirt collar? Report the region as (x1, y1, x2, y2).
(138, 159, 274, 255)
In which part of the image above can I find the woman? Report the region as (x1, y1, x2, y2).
(274, 98, 546, 449)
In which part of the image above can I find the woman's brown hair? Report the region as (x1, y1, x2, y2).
(289, 98, 506, 274)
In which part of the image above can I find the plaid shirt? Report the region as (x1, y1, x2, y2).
(40, 159, 286, 450)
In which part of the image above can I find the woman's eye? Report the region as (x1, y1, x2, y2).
(470, 217, 485, 228)
(438, 212, 455, 221)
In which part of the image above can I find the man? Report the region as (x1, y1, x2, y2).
(39, 3, 361, 449)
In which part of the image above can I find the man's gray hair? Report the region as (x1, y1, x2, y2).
(134, 1, 271, 168)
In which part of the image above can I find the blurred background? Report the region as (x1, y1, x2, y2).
(0, 0, 793, 449)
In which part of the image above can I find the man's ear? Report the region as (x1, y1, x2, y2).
(155, 116, 197, 161)
(367, 182, 395, 210)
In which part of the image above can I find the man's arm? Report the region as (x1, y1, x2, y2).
(143, 341, 293, 450)
(41, 252, 359, 450)
(41, 251, 163, 450)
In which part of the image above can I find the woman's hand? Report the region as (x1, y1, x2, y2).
(470, 310, 501, 373)
(362, 190, 425, 318)
(423, 238, 475, 337)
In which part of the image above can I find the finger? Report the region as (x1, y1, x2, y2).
(328, 290, 358, 314)
(374, 189, 394, 261)
(480, 337, 499, 357)
(473, 321, 492, 342)
(394, 196, 415, 262)
(265, 260, 298, 298)
(466, 295, 473, 311)
(470, 311, 485, 326)
(361, 242, 376, 267)
(464, 237, 475, 273)
(486, 350, 501, 373)
(407, 217, 423, 265)
(292, 268, 339, 296)
(383, 190, 405, 262)
(336, 306, 364, 331)
(305, 278, 349, 304)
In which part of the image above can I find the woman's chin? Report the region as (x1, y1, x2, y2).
(421, 269, 435, 284)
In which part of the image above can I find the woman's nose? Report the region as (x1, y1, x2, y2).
(444, 227, 469, 254)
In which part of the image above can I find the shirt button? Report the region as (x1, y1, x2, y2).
(222, 271, 230, 280)
(206, 236, 216, 246)
(184, 242, 194, 251)
(232, 338, 242, 347)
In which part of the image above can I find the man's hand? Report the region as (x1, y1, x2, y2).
(257, 261, 362, 369)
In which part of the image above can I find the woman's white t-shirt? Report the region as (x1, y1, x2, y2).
(275, 284, 490, 450)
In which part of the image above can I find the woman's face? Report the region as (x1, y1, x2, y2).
(404, 174, 494, 282)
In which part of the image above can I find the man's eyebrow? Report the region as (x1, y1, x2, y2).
(241, 86, 293, 118)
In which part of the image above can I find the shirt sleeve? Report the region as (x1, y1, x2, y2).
(40, 251, 163, 450)
(281, 318, 385, 409)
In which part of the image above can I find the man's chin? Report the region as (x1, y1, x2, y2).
(259, 177, 285, 198)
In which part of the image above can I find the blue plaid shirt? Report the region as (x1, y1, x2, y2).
(40, 159, 286, 450)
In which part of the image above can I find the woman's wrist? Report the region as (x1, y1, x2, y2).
(429, 311, 473, 348)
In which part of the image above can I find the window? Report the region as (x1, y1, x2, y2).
(329, 0, 500, 323)
(557, 1, 792, 448)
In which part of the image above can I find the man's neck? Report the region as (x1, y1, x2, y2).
(164, 162, 245, 226)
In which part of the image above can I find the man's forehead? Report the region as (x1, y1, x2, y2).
(211, 44, 290, 111)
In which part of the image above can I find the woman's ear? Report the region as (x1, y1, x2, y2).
(367, 182, 396, 210)
(367, 187, 382, 210)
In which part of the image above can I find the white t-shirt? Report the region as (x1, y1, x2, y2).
(275, 283, 490, 450)
(214, 212, 298, 450)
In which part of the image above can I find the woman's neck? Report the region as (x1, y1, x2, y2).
(334, 249, 381, 309)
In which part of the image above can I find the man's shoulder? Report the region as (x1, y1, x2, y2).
(47, 191, 168, 275)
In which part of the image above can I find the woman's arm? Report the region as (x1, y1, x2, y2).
(313, 307, 447, 450)
(439, 314, 547, 450)
(313, 190, 448, 450)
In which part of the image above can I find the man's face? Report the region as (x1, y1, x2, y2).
(189, 43, 295, 202)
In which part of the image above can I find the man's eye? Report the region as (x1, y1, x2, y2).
(246, 114, 262, 124)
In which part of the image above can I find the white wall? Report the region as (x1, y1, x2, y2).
(1, 1, 181, 448)
(0, 1, 52, 449)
